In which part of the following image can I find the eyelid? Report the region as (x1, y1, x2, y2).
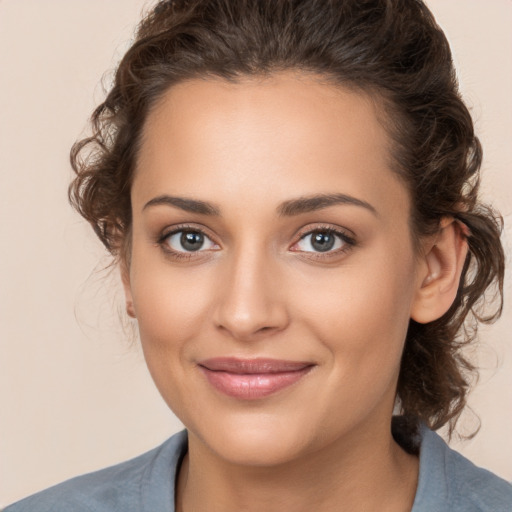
(293, 223, 355, 244)
(159, 223, 218, 243)
(289, 224, 356, 256)
(156, 222, 356, 261)
(158, 223, 221, 258)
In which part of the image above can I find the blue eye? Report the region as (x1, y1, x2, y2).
(295, 230, 351, 253)
(159, 226, 353, 260)
(165, 230, 216, 253)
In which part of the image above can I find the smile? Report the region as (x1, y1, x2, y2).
(198, 358, 315, 400)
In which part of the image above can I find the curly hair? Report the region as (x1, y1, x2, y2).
(69, 0, 504, 437)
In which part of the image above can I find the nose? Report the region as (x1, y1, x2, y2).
(212, 246, 289, 341)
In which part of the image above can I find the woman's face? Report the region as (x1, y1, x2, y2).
(125, 72, 425, 465)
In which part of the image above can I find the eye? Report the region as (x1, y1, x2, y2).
(164, 229, 217, 253)
(293, 228, 354, 254)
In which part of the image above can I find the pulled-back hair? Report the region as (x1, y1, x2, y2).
(69, 0, 504, 436)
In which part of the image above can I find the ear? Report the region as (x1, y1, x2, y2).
(120, 260, 136, 319)
(410, 218, 469, 324)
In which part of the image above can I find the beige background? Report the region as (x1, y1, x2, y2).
(0, 0, 511, 506)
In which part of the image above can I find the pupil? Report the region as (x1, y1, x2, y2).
(181, 232, 204, 251)
(312, 232, 334, 252)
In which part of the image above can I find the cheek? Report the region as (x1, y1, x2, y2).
(128, 251, 215, 390)
(134, 275, 201, 344)
(129, 266, 216, 423)
(290, 242, 417, 375)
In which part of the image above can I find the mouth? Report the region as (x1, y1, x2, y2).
(197, 358, 315, 400)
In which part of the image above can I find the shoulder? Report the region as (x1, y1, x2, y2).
(443, 440, 512, 511)
(4, 430, 188, 512)
(413, 425, 512, 512)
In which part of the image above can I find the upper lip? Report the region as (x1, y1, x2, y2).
(198, 358, 314, 374)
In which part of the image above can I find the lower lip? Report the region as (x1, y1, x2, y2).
(199, 367, 313, 400)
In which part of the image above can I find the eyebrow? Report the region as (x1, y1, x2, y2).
(277, 193, 378, 217)
(143, 195, 221, 215)
(142, 193, 377, 217)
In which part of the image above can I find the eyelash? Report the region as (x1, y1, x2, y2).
(157, 223, 356, 262)
(157, 224, 217, 262)
(292, 225, 356, 260)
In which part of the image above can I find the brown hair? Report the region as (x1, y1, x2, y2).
(69, 0, 504, 436)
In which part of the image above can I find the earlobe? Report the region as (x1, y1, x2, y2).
(120, 261, 136, 319)
(411, 218, 469, 324)
(126, 301, 137, 319)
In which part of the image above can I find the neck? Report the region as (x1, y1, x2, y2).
(176, 421, 419, 512)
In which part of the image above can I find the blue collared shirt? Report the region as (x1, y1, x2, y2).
(5, 426, 512, 511)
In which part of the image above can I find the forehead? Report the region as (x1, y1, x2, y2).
(134, 72, 408, 219)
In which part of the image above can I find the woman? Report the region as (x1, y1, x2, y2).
(5, 0, 511, 510)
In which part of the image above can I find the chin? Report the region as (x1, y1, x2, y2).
(190, 411, 317, 467)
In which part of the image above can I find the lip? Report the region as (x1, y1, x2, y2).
(198, 358, 314, 400)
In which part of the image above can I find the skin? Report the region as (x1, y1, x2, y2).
(122, 71, 467, 511)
